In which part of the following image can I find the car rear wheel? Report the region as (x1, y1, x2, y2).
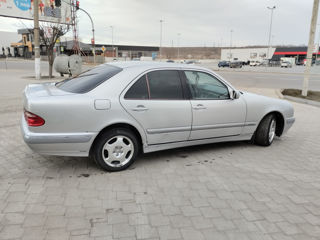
(92, 128, 139, 171)
(254, 114, 277, 146)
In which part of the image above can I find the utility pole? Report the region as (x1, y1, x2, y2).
(110, 26, 114, 57)
(267, 6, 276, 60)
(177, 33, 181, 60)
(229, 30, 233, 62)
(159, 19, 163, 59)
(316, 24, 320, 60)
(302, 0, 319, 96)
(33, 0, 41, 79)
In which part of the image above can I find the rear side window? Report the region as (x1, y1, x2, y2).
(56, 64, 122, 93)
(124, 75, 149, 99)
(147, 70, 183, 99)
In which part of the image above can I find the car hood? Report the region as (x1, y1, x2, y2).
(241, 91, 282, 103)
(241, 91, 294, 118)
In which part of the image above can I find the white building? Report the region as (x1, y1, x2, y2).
(221, 47, 276, 62)
(0, 31, 20, 55)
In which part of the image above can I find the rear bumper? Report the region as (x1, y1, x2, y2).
(21, 116, 97, 157)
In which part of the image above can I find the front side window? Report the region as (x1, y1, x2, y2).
(147, 70, 183, 100)
(184, 71, 229, 100)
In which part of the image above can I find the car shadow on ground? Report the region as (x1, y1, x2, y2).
(135, 140, 253, 165)
(37, 139, 268, 177)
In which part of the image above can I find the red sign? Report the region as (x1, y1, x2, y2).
(91, 38, 95, 45)
(274, 51, 320, 55)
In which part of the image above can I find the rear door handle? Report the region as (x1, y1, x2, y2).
(132, 105, 148, 112)
(193, 104, 207, 110)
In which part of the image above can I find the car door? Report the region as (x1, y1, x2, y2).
(183, 70, 246, 140)
(120, 70, 192, 145)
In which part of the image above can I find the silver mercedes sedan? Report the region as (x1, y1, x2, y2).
(21, 62, 295, 171)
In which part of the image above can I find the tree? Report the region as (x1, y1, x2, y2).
(39, 23, 69, 78)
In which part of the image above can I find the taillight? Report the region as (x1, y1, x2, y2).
(24, 110, 45, 127)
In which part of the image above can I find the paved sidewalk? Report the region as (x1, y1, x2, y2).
(0, 72, 320, 240)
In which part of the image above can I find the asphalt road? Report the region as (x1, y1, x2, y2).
(216, 71, 320, 91)
(1, 59, 320, 91)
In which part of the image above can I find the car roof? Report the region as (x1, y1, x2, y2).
(107, 61, 208, 72)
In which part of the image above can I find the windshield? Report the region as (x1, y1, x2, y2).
(56, 64, 122, 93)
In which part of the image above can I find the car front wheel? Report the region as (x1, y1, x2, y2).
(254, 114, 277, 146)
(92, 128, 139, 171)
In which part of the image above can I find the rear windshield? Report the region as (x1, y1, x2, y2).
(56, 64, 122, 93)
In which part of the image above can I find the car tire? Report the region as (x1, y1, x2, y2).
(254, 114, 277, 146)
(92, 128, 139, 171)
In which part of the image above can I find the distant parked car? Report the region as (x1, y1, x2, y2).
(269, 60, 281, 67)
(229, 61, 243, 68)
(280, 61, 292, 68)
(249, 61, 261, 66)
(303, 59, 316, 66)
(218, 61, 230, 67)
(185, 60, 196, 64)
(166, 60, 175, 63)
(260, 60, 269, 66)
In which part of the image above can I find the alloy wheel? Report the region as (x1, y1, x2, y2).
(102, 135, 134, 167)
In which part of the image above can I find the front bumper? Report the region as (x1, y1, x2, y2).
(21, 116, 97, 157)
(284, 116, 295, 133)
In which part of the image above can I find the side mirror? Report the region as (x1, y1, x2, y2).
(231, 90, 240, 100)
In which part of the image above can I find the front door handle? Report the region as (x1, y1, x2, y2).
(132, 105, 148, 112)
(193, 104, 207, 110)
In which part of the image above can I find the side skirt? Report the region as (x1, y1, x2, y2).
(143, 134, 253, 153)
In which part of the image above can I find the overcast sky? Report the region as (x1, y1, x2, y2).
(0, 0, 319, 47)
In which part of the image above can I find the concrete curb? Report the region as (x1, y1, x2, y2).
(278, 90, 320, 108)
(275, 89, 284, 99)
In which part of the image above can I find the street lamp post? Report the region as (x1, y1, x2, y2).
(79, 7, 95, 64)
(177, 33, 181, 60)
(267, 6, 276, 60)
(159, 19, 163, 60)
(271, 35, 275, 46)
(110, 26, 114, 57)
(229, 30, 233, 62)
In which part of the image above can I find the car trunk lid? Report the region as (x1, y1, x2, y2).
(24, 82, 75, 98)
(23, 82, 75, 112)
